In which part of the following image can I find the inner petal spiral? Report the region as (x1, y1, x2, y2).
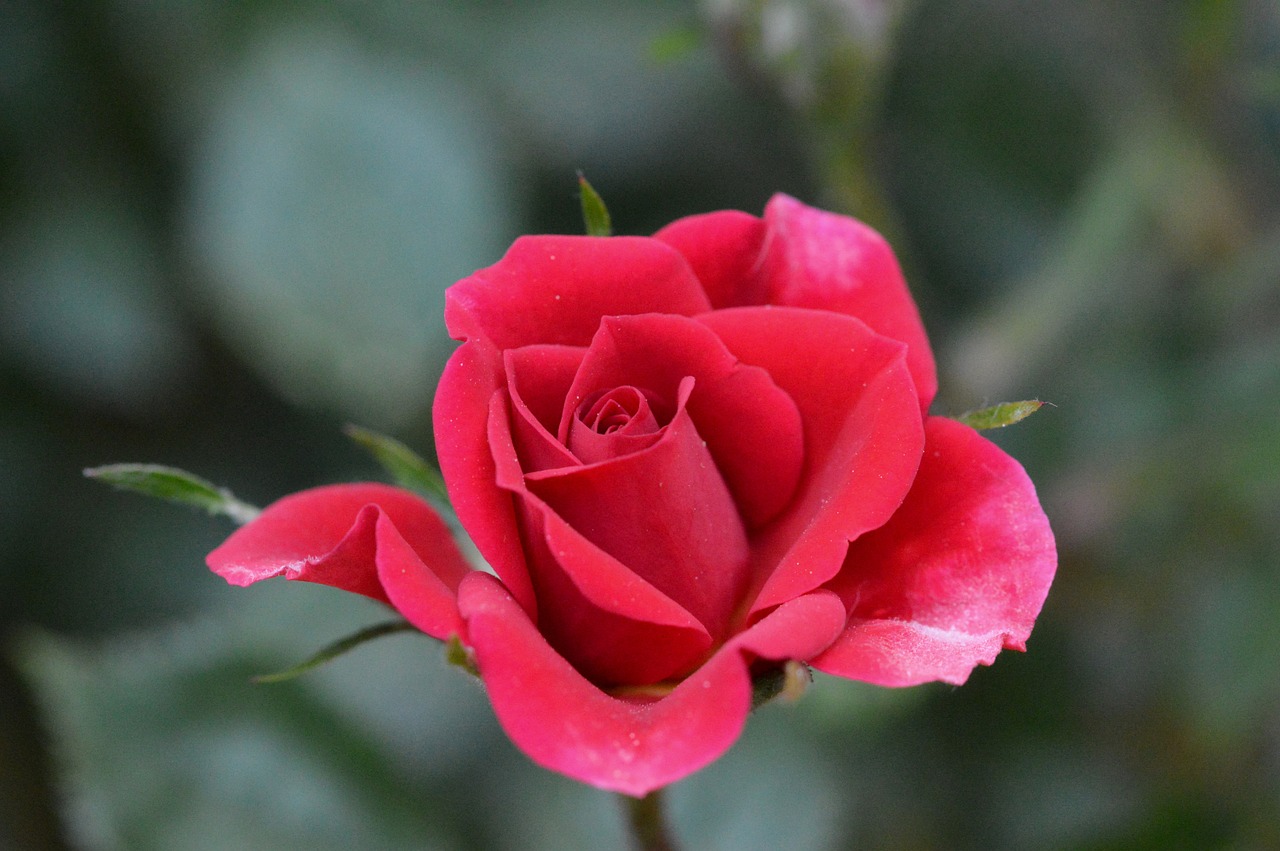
(584, 387, 656, 434)
(569, 385, 669, 464)
(528, 381, 750, 641)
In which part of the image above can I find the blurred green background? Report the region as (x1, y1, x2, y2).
(2, 1, 1278, 848)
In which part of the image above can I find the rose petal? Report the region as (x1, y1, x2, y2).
(813, 620, 1014, 688)
(528, 399, 751, 640)
(813, 417, 1057, 686)
(524, 507, 714, 685)
(567, 385, 665, 465)
(490, 389, 713, 685)
(434, 337, 538, 615)
(444, 236, 712, 350)
(506, 348, 582, 474)
(699, 306, 924, 614)
(653, 209, 770, 308)
(374, 512, 467, 640)
(504, 344, 585, 438)
(458, 572, 846, 796)
(761, 194, 938, 412)
(560, 314, 805, 527)
(206, 484, 470, 634)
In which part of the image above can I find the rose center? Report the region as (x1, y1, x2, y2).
(582, 386, 659, 435)
(568, 385, 670, 464)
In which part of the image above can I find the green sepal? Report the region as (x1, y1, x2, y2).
(956, 400, 1046, 430)
(251, 619, 418, 684)
(344, 424, 450, 505)
(83, 463, 260, 525)
(444, 634, 479, 678)
(750, 660, 811, 710)
(577, 172, 613, 237)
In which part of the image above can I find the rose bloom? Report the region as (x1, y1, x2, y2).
(208, 195, 1056, 796)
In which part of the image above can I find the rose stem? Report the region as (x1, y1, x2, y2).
(620, 788, 680, 851)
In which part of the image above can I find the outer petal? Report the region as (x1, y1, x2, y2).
(699, 307, 924, 614)
(761, 194, 938, 411)
(653, 210, 770, 308)
(374, 513, 467, 640)
(206, 483, 471, 639)
(813, 417, 1057, 686)
(458, 571, 846, 796)
(444, 235, 712, 349)
(434, 337, 538, 615)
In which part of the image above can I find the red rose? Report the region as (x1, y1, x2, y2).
(207, 194, 1056, 796)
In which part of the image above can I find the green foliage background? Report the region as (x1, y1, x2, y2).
(2, 1, 1277, 848)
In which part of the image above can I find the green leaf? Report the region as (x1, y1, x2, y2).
(577, 172, 612, 237)
(344, 424, 450, 504)
(84, 463, 260, 525)
(252, 620, 419, 684)
(956, 400, 1047, 430)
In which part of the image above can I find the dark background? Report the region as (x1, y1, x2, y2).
(2, 1, 1278, 848)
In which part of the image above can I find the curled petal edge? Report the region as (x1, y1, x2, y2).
(761, 193, 938, 412)
(206, 483, 470, 641)
(458, 571, 846, 796)
(813, 417, 1057, 686)
(812, 619, 1015, 687)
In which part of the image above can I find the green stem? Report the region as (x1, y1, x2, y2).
(621, 789, 679, 851)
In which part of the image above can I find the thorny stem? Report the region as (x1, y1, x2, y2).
(621, 788, 679, 851)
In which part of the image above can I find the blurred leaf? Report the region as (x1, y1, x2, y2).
(482, 0, 720, 181)
(0, 191, 196, 415)
(671, 708, 845, 851)
(946, 115, 1245, 400)
(577, 173, 612, 236)
(14, 580, 493, 850)
(16, 628, 453, 850)
(343, 425, 449, 505)
(956, 400, 1045, 430)
(252, 620, 419, 684)
(648, 23, 702, 63)
(1245, 67, 1280, 101)
(187, 25, 516, 429)
(84, 464, 260, 525)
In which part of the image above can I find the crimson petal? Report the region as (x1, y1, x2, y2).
(504, 344, 585, 441)
(206, 484, 470, 639)
(760, 194, 938, 412)
(528, 400, 751, 640)
(653, 209, 770, 309)
(699, 307, 924, 614)
(506, 348, 581, 474)
(374, 512, 468, 640)
(813, 417, 1057, 686)
(434, 337, 539, 615)
(522, 507, 713, 685)
(489, 390, 713, 685)
(444, 236, 711, 350)
(458, 572, 846, 796)
(559, 314, 805, 528)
